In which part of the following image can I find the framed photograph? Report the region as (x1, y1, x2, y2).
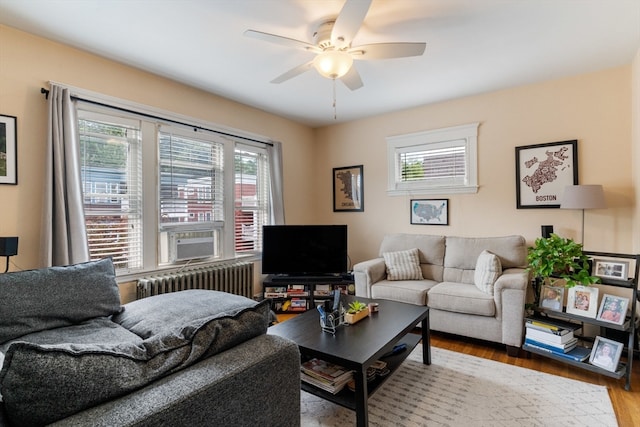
(596, 294, 629, 325)
(410, 199, 448, 225)
(539, 285, 564, 312)
(0, 114, 17, 185)
(589, 336, 623, 372)
(566, 285, 599, 318)
(515, 140, 578, 209)
(333, 165, 363, 212)
(594, 259, 629, 280)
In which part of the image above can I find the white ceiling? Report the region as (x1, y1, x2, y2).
(1, 0, 639, 127)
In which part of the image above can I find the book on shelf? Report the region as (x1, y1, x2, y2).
(525, 327, 575, 344)
(524, 342, 591, 362)
(525, 317, 580, 335)
(524, 337, 578, 353)
(301, 358, 353, 394)
(264, 292, 288, 298)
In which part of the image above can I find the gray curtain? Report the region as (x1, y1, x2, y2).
(41, 85, 90, 266)
(267, 141, 285, 225)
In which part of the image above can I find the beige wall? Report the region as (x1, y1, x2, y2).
(1, 24, 638, 282)
(632, 47, 640, 253)
(316, 66, 635, 265)
(0, 25, 316, 273)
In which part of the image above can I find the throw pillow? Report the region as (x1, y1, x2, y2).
(474, 250, 502, 294)
(0, 258, 122, 344)
(383, 248, 423, 281)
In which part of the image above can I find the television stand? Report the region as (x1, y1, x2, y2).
(263, 274, 355, 313)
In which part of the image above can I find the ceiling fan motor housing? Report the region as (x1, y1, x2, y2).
(313, 20, 340, 50)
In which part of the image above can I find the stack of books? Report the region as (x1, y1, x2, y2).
(523, 317, 591, 362)
(300, 358, 353, 394)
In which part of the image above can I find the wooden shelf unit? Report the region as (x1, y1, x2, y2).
(526, 251, 639, 390)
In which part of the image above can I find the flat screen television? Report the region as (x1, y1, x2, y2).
(262, 225, 348, 277)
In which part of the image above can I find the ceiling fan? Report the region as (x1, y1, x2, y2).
(244, 0, 426, 91)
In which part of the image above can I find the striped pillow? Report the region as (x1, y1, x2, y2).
(383, 248, 423, 281)
(474, 250, 502, 294)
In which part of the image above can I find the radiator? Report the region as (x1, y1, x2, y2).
(136, 261, 254, 299)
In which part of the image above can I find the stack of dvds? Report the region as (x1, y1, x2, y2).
(300, 358, 353, 394)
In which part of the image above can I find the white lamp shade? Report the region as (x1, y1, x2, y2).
(313, 50, 353, 79)
(560, 185, 606, 209)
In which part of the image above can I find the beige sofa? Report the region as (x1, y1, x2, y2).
(353, 234, 529, 355)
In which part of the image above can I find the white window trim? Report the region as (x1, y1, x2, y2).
(386, 122, 479, 196)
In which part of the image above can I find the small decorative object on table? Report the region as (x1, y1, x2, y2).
(319, 291, 345, 334)
(345, 300, 369, 324)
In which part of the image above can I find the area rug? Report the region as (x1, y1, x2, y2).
(300, 346, 617, 427)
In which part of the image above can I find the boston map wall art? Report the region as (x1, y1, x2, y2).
(515, 140, 578, 209)
(333, 165, 364, 212)
(0, 114, 17, 185)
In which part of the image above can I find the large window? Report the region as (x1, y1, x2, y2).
(78, 111, 142, 271)
(387, 123, 479, 195)
(77, 104, 274, 275)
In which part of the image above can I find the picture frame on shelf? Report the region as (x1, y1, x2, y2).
(566, 285, 599, 318)
(539, 285, 564, 312)
(515, 140, 578, 209)
(0, 114, 17, 185)
(410, 199, 448, 225)
(333, 165, 364, 212)
(594, 259, 629, 280)
(589, 336, 623, 372)
(596, 294, 629, 325)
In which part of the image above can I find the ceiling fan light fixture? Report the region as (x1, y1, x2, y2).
(313, 50, 353, 79)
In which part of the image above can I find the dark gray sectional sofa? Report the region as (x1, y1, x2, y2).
(0, 259, 300, 426)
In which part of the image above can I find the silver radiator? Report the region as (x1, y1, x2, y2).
(136, 261, 254, 299)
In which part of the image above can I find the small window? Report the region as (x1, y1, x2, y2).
(387, 123, 479, 195)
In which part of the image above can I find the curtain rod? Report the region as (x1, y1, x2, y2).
(40, 88, 273, 147)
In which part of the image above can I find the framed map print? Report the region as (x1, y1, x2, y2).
(333, 165, 363, 212)
(515, 140, 578, 209)
(0, 114, 17, 185)
(410, 199, 448, 225)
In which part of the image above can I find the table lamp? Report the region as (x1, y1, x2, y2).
(0, 236, 18, 273)
(560, 185, 606, 245)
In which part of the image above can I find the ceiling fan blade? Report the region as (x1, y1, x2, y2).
(244, 30, 320, 53)
(349, 42, 426, 60)
(270, 61, 315, 84)
(331, 0, 372, 49)
(340, 66, 363, 91)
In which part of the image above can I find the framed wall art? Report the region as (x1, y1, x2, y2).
(515, 140, 577, 209)
(594, 259, 629, 280)
(410, 199, 448, 225)
(333, 165, 363, 212)
(566, 285, 599, 318)
(0, 114, 17, 185)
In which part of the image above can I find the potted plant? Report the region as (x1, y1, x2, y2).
(345, 300, 369, 324)
(527, 233, 600, 301)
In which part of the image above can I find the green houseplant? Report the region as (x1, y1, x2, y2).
(527, 233, 600, 288)
(345, 300, 369, 324)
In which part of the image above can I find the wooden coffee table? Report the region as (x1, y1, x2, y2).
(268, 296, 430, 427)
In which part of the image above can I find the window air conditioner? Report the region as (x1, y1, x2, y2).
(171, 236, 215, 262)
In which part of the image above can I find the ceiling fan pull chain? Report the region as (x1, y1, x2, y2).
(333, 78, 338, 120)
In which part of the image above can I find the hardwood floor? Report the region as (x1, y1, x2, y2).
(275, 314, 639, 426)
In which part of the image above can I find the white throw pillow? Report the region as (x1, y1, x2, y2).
(383, 248, 423, 281)
(474, 250, 502, 294)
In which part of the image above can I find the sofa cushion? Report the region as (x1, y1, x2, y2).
(474, 250, 502, 294)
(379, 234, 445, 281)
(383, 248, 424, 281)
(0, 258, 122, 344)
(0, 291, 270, 426)
(371, 278, 439, 306)
(428, 282, 496, 316)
